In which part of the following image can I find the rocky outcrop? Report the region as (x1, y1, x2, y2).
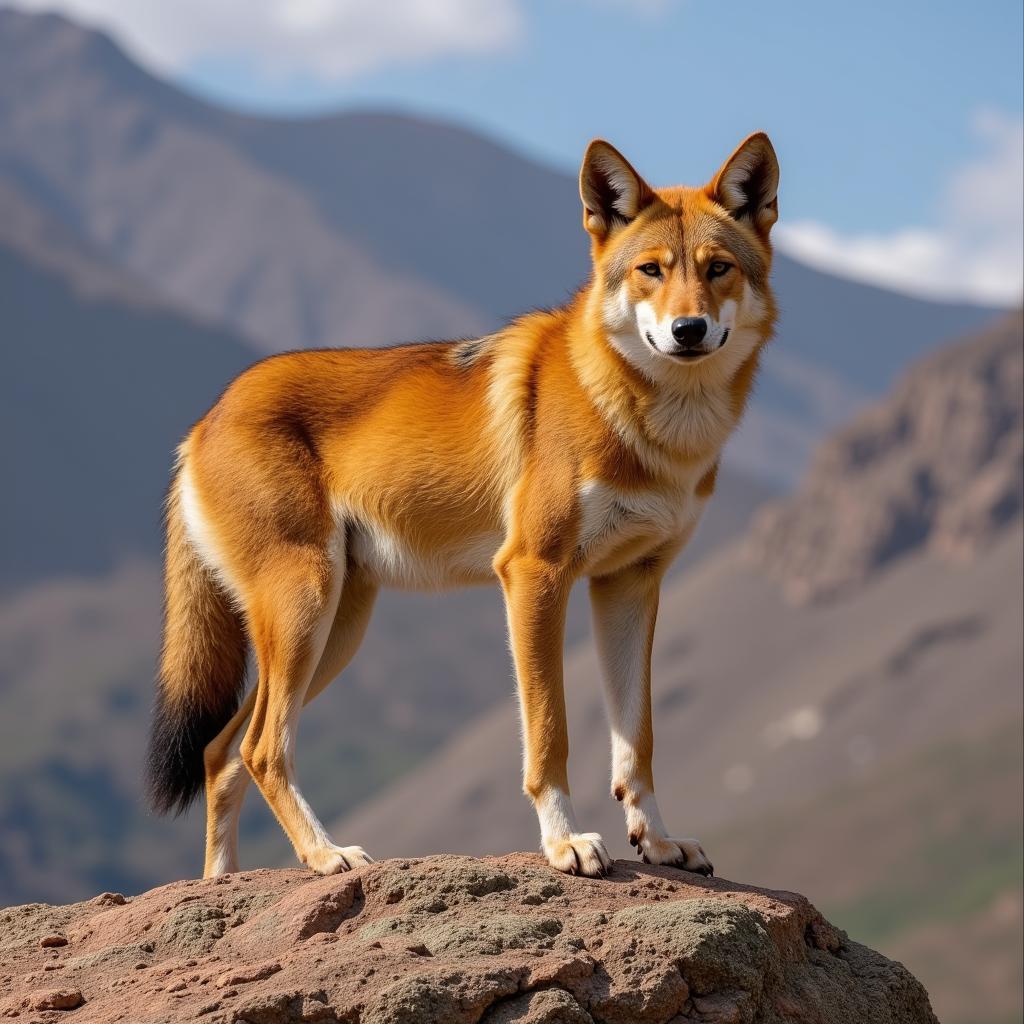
(747, 312, 1023, 603)
(0, 854, 936, 1023)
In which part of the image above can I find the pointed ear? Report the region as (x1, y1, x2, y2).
(707, 132, 779, 236)
(580, 140, 656, 240)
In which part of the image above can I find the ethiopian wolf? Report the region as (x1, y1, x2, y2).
(147, 133, 780, 879)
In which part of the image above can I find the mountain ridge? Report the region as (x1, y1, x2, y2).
(747, 310, 1024, 602)
(0, 5, 1004, 484)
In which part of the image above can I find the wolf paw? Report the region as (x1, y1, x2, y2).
(304, 844, 374, 875)
(632, 833, 713, 876)
(544, 832, 612, 877)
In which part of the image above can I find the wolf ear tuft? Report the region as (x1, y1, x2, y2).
(580, 140, 655, 240)
(708, 132, 779, 236)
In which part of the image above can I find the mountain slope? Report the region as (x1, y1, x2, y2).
(0, 9, 484, 355)
(332, 314, 1024, 856)
(0, 179, 256, 589)
(0, 7, 1002, 483)
(748, 311, 1023, 602)
(714, 718, 1022, 1024)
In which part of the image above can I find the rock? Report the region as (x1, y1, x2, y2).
(746, 312, 1023, 603)
(483, 988, 593, 1023)
(39, 934, 68, 948)
(0, 854, 938, 1023)
(215, 961, 282, 988)
(31, 987, 84, 1010)
(159, 901, 229, 956)
(93, 892, 128, 907)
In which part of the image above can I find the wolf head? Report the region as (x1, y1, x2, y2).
(580, 133, 779, 377)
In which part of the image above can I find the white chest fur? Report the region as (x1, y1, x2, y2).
(575, 473, 708, 571)
(644, 386, 737, 457)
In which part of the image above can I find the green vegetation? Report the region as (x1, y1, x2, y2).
(709, 719, 1023, 1024)
(827, 723, 1022, 945)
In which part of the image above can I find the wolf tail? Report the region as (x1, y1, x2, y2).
(146, 469, 248, 816)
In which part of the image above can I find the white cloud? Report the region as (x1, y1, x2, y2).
(777, 110, 1023, 306)
(15, 0, 522, 77)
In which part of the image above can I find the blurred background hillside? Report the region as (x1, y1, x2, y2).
(0, 4, 1021, 1023)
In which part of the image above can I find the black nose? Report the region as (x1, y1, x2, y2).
(671, 317, 708, 347)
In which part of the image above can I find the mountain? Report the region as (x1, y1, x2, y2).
(0, 6, 1003, 484)
(332, 529, 1022, 861)
(748, 312, 1023, 603)
(0, 9, 484, 357)
(331, 313, 1024, 852)
(0, 177, 256, 589)
(330, 314, 1024, 1024)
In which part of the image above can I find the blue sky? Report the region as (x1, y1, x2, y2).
(17, 0, 1024, 303)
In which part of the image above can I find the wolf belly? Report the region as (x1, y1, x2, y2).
(348, 520, 503, 590)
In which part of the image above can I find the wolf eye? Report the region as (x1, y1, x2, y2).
(707, 260, 732, 280)
(637, 262, 661, 277)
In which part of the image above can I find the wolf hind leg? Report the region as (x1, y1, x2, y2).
(225, 537, 366, 873)
(203, 687, 256, 877)
(203, 562, 379, 876)
(240, 542, 350, 873)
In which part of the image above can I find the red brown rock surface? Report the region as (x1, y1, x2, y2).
(0, 854, 936, 1023)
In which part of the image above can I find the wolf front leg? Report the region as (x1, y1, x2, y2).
(589, 548, 713, 876)
(498, 554, 611, 876)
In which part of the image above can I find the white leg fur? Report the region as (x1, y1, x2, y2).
(281, 683, 372, 874)
(206, 713, 251, 876)
(534, 786, 611, 877)
(591, 567, 714, 876)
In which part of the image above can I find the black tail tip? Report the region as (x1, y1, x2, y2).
(145, 693, 234, 817)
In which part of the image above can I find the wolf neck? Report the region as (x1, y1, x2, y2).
(565, 285, 758, 473)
